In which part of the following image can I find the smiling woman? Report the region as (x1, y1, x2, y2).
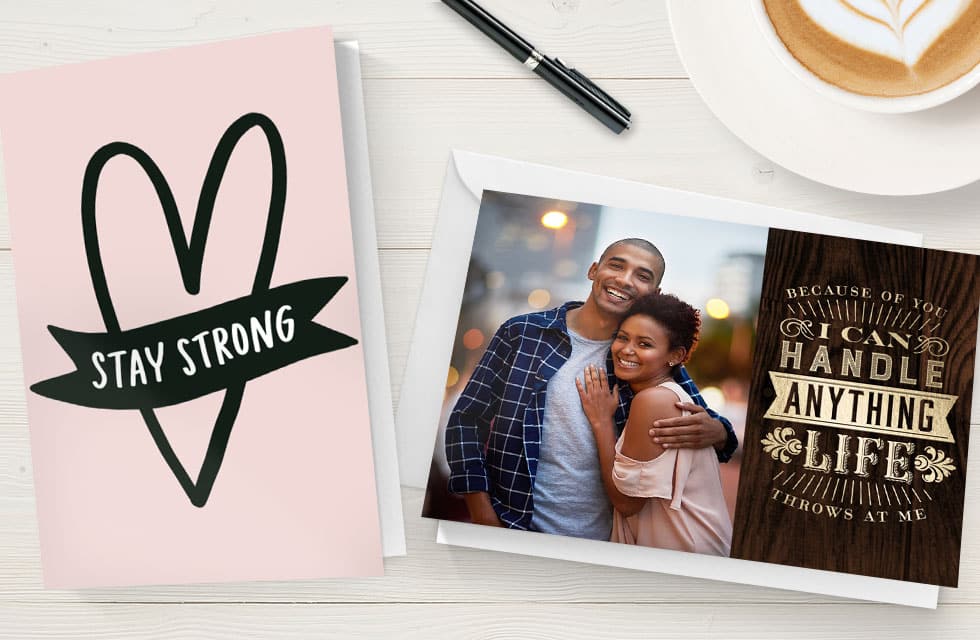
(579, 292, 733, 555)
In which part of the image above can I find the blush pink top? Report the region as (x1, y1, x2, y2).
(610, 381, 733, 556)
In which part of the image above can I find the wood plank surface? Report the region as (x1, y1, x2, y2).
(2, 0, 980, 637)
(6, 78, 980, 250)
(3, 602, 980, 639)
(0, 0, 683, 79)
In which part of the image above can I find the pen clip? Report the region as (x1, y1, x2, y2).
(555, 58, 631, 120)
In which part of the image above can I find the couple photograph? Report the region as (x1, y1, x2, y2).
(423, 191, 769, 558)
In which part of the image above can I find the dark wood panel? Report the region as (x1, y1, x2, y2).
(731, 229, 979, 586)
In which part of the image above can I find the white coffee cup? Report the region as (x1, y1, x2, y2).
(751, 0, 980, 113)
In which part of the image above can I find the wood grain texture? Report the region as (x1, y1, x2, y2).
(732, 231, 979, 585)
(1, 0, 980, 637)
(6, 78, 980, 251)
(4, 602, 980, 639)
(0, 0, 683, 79)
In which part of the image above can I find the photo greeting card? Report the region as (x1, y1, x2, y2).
(0, 28, 384, 587)
(418, 188, 978, 594)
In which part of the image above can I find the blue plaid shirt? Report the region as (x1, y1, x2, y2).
(445, 301, 738, 530)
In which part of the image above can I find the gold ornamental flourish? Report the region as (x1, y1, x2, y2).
(761, 427, 804, 463)
(914, 446, 957, 483)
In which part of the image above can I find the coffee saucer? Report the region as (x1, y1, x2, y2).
(667, 0, 980, 195)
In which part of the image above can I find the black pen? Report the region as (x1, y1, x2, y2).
(441, 0, 632, 134)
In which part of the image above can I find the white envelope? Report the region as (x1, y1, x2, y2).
(337, 41, 405, 557)
(396, 150, 937, 605)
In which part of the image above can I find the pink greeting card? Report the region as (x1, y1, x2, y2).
(0, 28, 384, 586)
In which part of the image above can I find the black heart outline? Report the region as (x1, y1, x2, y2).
(81, 112, 286, 507)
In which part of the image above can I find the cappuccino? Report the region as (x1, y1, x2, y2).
(762, 0, 980, 97)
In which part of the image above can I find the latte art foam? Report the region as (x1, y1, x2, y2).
(764, 0, 980, 97)
(800, 0, 969, 66)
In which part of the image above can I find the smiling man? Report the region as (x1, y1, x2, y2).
(445, 238, 738, 537)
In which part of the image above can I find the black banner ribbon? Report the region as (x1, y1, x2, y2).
(31, 277, 356, 410)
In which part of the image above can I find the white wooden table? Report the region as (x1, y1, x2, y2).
(2, 1, 979, 637)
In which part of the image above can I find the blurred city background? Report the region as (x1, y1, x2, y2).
(424, 190, 769, 525)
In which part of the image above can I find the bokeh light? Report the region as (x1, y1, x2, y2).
(446, 366, 460, 388)
(527, 289, 552, 309)
(541, 210, 568, 229)
(553, 259, 578, 278)
(525, 234, 549, 251)
(699, 386, 726, 413)
(462, 328, 485, 350)
(705, 298, 731, 320)
(486, 271, 506, 290)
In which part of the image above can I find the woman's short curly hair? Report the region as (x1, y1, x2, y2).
(621, 292, 701, 363)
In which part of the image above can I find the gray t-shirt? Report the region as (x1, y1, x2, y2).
(531, 329, 613, 540)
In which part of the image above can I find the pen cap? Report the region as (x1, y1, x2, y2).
(555, 58, 632, 120)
